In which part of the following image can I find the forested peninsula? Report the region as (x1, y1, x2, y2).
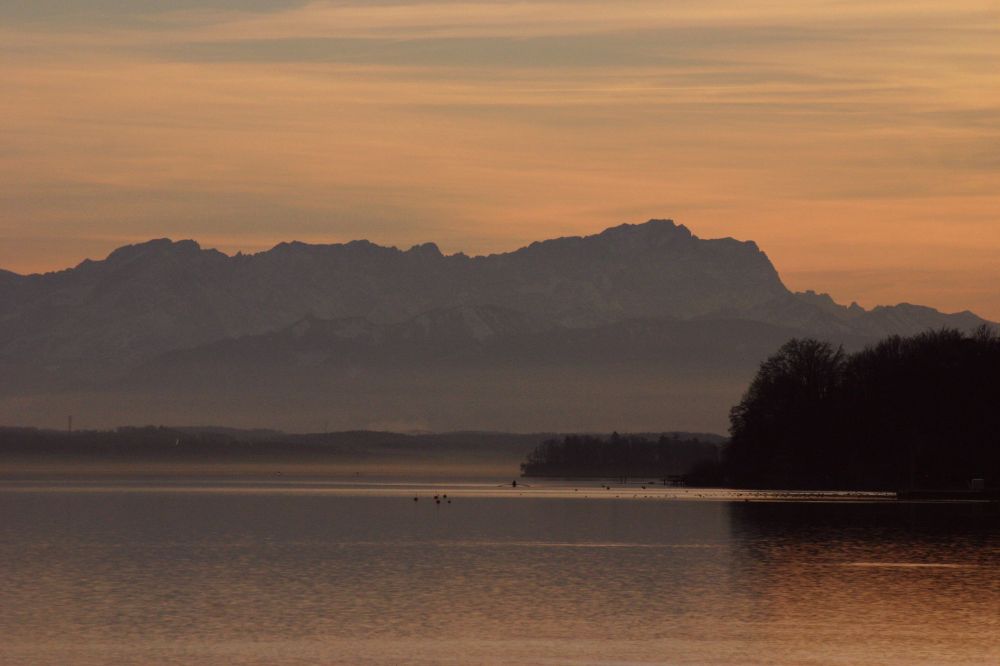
(520, 433, 721, 481)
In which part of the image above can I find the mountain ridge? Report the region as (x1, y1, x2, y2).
(0, 219, 992, 431)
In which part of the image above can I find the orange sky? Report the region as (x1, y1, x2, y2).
(1, 1, 998, 318)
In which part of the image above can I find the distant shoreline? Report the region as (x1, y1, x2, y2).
(0, 458, 520, 480)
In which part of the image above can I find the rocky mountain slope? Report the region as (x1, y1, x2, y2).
(0, 220, 990, 431)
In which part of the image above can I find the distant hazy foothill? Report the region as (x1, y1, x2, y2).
(0, 426, 725, 480)
(0, 220, 990, 432)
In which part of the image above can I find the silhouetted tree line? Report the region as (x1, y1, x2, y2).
(706, 327, 1000, 490)
(520, 432, 720, 480)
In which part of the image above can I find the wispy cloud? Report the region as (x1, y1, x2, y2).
(161, 1, 997, 41)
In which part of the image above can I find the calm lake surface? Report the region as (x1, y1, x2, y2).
(1, 478, 997, 665)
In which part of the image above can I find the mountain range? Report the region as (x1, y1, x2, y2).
(0, 220, 989, 432)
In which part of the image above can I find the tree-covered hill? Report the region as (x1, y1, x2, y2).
(721, 327, 1000, 490)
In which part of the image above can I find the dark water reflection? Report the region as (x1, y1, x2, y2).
(1, 482, 997, 665)
(726, 502, 999, 664)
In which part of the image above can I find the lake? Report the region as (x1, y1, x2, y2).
(1, 477, 997, 665)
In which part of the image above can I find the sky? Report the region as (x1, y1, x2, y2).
(2, 1, 998, 318)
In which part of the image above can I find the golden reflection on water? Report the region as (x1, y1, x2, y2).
(0, 480, 996, 665)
